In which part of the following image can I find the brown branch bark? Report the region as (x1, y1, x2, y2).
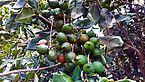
(0, 63, 62, 77)
(39, 14, 62, 32)
(49, 18, 54, 50)
(116, 23, 134, 47)
(124, 43, 145, 78)
(96, 0, 102, 9)
(135, 9, 144, 56)
(87, 52, 90, 63)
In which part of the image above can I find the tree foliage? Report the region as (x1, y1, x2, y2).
(0, 0, 144, 81)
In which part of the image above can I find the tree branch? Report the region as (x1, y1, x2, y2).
(135, 8, 144, 56)
(39, 14, 63, 32)
(0, 63, 62, 77)
(124, 43, 145, 78)
(116, 23, 134, 47)
(87, 52, 90, 63)
(49, 18, 54, 50)
(96, 0, 102, 9)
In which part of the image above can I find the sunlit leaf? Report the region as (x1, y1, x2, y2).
(13, 0, 26, 9)
(98, 8, 115, 28)
(27, 37, 41, 50)
(0, 59, 11, 69)
(5, 14, 20, 31)
(88, 3, 101, 22)
(34, 73, 39, 82)
(15, 7, 35, 24)
(102, 0, 111, 8)
(115, 15, 130, 23)
(99, 36, 124, 49)
(25, 72, 35, 82)
(13, 74, 19, 82)
(71, 1, 85, 19)
(116, 79, 136, 82)
(12, 49, 20, 56)
(53, 73, 73, 82)
(28, 0, 38, 11)
(0, 0, 12, 7)
(74, 18, 96, 29)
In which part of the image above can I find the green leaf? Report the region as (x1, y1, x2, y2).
(53, 73, 73, 82)
(98, 8, 115, 28)
(99, 36, 124, 49)
(102, 0, 111, 8)
(12, 49, 20, 56)
(116, 79, 136, 82)
(115, 15, 130, 23)
(25, 27, 35, 38)
(15, 7, 35, 24)
(88, 3, 101, 22)
(27, 37, 41, 50)
(98, 77, 108, 82)
(71, 1, 85, 19)
(13, 74, 19, 82)
(34, 73, 39, 82)
(74, 18, 96, 29)
(0, 59, 11, 69)
(5, 14, 20, 31)
(94, 55, 107, 65)
(13, 0, 26, 9)
(103, 55, 113, 64)
(71, 66, 81, 81)
(28, 0, 38, 11)
(25, 72, 35, 82)
(33, 60, 40, 69)
(0, 0, 12, 7)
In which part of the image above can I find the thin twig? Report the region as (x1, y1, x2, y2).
(72, 44, 75, 52)
(62, 10, 66, 25)
(135, 8, 144, 57)
(124, 43, 145, 78)
(49, 18, 54, 50)
(87, 52, 90, 63)
(39, 14, 51, 25)
(39, 14, 62, 32)
(105, 27, 110, 35)
(96, 0, 102, 9)
(0, 63, 62, 77)
(116, 23, 134, 47)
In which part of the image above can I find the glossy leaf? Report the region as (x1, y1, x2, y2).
(99, 36, 124, 49)
(5, 14, 20, 31)
(74, 18, 96, 29)
(0, 0, 12, 7)
(53, 73, 73, 82)
(115, 15, 130, 23)
(88, 3, 101, 22)
(27, 37, 41, 50)
(71, 1, 85, 19)
(102, 0, 111, 8)
(34, 73, 39, 82)
(13, 0, 26, 9)
(28, 0, 38, 10)
(33, 60, 40, 69)
(0, 59, 11, 69)
(116, 79, 136, 82)
(98, 8, 115, 28)
(13, 74, 19, 82)
(15, 7, 35, 24)
(12, 49, 20, 56)
(71, 66, 81, 81)
(103, 55, 113, 64)
(25, 72, 35, 82)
